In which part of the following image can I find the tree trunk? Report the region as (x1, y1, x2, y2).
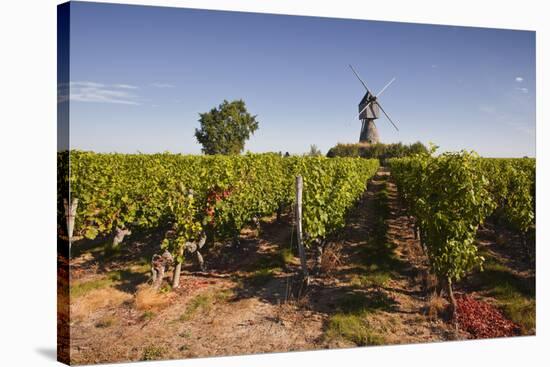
(196, 251, 205, 271)
(446, 277, 458, 330)
(172, 247, 184, 289)
(152, 265, 164, 290)
(276, 205, 282, 222)
(63, 198, 78, 249)
(295, 176, 309, 283)
(106, 227, 131, 254)
(313, 240, 324, 274)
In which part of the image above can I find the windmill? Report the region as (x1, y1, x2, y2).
(349, 64, 399, 144)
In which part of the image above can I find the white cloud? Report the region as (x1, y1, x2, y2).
(515, 76, 524, 82)
(516, 87, 529, 94)
(151, 83, 175, 88)
(114, 83, 139, 89)
(69, 82, 140, 105)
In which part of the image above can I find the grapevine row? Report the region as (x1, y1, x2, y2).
(61, 152, 379, 256)
(388, 151, 535, 318)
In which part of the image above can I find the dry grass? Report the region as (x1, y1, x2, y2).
(425, 295, 448, 321)
(71, 288, 132, 321)
(134, 285, 173, 312)
(320, 243, 343, 275)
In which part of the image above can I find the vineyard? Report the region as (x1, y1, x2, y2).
(59, 151, 536, 364)
(389, 152, 535, 321)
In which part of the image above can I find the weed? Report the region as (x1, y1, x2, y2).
(335, 291, 395, 314)
(472, 255, 535, 332)
(95, 316, 116, 328)
(179, 330, 192, 338)
(70, 277, 115, 298)
(280, 247, 295, 265)
(325, 314, 385, 346)
(350, 272, 391, 288)
(213, 288, 235, 303)
(141, 345, 165, 361)
(179, 294, 213, 321)
(248, 268, 279, 286)
(140, 310, 156, 321)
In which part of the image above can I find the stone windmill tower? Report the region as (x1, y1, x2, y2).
(349, 65, 399, 143)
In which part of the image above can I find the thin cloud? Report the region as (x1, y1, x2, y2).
(114, 83, 139, 89)
(151, 83, 175, 88)
(69, 82, 140, 105)
(516, 87, 529, 94)
(515, 76, 524, 82)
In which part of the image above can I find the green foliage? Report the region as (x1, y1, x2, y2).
(307, 144, 322, 157)
(161, 183, 202, 264)
(194, 99, 259, 155)
(480, 158, 535, 234)
(327, 141, 428, 164)
(390, 151, 496, 284)
(285, 156, 379, 246)
(390, 153, 535, 288)
(69, 152, 379, 254)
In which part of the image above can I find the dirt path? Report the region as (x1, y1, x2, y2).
(70, 167, 455, 364)
(365, 168, 455, 343)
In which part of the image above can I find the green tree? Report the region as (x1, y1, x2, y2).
(194, 99, 259, 155)
(307, 144, 322, 157)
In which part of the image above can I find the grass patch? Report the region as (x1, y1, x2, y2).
(335, 291, 395, 314)
(350, 271, 391, 288)
(140, 310, 156, 321)
(246, 254, 284, 272)
(179, 294, 213, 321)
(70, 277, 116, 298)
(72, 267, 150, 298)
(178, 330, 192, 338)
(128, 263, 151, 274)
(248, 267, 280, 286)
(95, 316, 116, 328)
(280, 247, 295, 265)
(473, 255, 535, 332)
(213, 288, 235, 302)
(179, 288, 235, 322)
(141, 345, 165, 361)
(325, 314, 385, 346)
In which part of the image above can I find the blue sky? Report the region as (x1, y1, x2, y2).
(67, 1, 536, 157)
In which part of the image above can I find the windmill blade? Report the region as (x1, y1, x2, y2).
(375, 101, 399, 131)
(376, 77, 396, 98)
(349, 64, 373, 95)
(356, 100, 373, 119)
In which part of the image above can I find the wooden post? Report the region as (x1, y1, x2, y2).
(64, 198, 78, 248)
(295, 176, 309, 282)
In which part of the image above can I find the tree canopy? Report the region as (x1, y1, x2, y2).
(326, 142, 428, 164)
(194, 99, 259, 155)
